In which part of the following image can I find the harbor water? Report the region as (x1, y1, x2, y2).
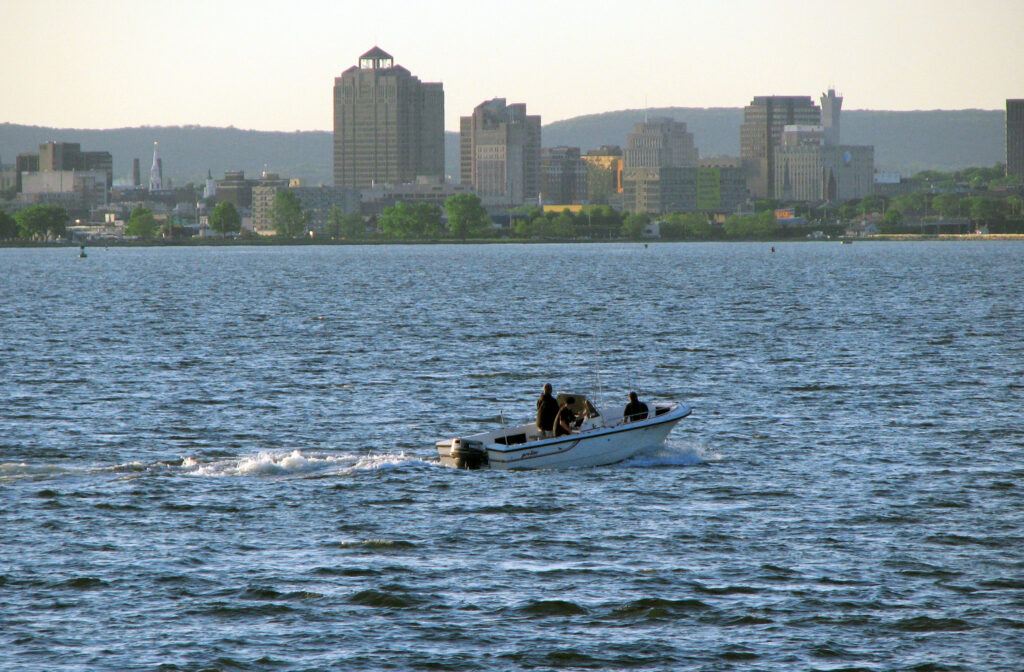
(2, 241, 1023, 671)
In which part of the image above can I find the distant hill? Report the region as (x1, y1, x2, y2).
(541, 108, 1006, 175)
(1, 109, 1005, 188)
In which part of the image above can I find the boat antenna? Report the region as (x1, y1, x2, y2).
(499, 409, 508, 445)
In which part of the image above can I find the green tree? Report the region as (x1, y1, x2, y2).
(326, 207, 366, 239)
(932, 193, 962, 219)
(125, 206, 157, 239)
(722, 211, 778, 239)
(209, 201, 241, 234)
(513, 216, 538, 238)
(551, 211, 576, 238)
(0, 210, 17, 239)
(969, 197, 1006, 224)
(272, 189, 307, 237)
(621, 212, 649, 239)
(445, 193, 491, 238)
(380, 202, 443, 239)
(881, 208, 904, 233)
(16, 204, 68, 239)
(326, 206, 344, 238)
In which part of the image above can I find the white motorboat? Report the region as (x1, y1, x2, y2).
(436, 393, 692, 470)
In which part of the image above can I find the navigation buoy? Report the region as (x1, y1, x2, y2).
(78, 245, 87, 258)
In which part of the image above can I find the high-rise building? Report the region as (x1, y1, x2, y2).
(540, 146, 587, 205)
(1007, 99, 1024, 177)
(581, 146, 623, 206)
(16, 142, 112, 193)
(622, 118, 699, 214)
(773, 125, 874, 202)
(821, 88, 843, 146)
(333, 47, 444, 189)
(460, 98, 541, 207)
(740, 96, 821, 198)
(696, 158, 748, 212)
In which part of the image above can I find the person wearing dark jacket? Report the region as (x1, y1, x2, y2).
(553, 397, 579, 437)
(624, 391, 649, 423)
(536, 383, 559, 436)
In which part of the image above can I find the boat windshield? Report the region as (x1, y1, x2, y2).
(556, 393, 599, 417)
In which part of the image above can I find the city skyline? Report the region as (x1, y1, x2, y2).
(3, 0, 1023, 134)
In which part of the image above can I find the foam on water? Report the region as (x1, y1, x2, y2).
(0, 462, 74, 482)
(180, 449, 432, 477)
(620, 440, 720, 468)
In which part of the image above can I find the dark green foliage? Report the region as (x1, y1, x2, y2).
(379, 202, 444, 239)
(444, 193, 491, 238)
(271, 189, 307, 237)
(15, 204, 67, 239)
(0, 210, 17, 239)
(209, 201, 241, 234)
(124, 206, 157, 239)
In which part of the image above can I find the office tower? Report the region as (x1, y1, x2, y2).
(16, 142, 112, 194)
(821, 88, 843, 146)
(622, 118, 699, 214)
(460, 98, 541, 206)
(1007, 99, 1024, 177)
(581, 146, 623, 206)
(333, 47, 444, 189)
(540, 146, 587, 205)
(740, 96, 820, 198)
(774, 125, 874, 201)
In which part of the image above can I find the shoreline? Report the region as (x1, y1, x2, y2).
(2, 233, 1024, 249)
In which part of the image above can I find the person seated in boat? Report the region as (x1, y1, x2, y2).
(553, 397, 580, 437)
(536, 383, 559, 437)
(623, 391, 649, 423)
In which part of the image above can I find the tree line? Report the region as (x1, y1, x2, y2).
(3, 165, 1022, 242)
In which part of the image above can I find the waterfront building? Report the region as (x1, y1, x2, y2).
(581, 146, 623, 206)
(19, 170, 109, 210)
(540, 146, 587, 205)
(696, 158, 748, 212)
(333, 47, 444, 189)
(1007, 99, 1024, 177)
(16, 142, 112, 193)
(460, 98, 541, 207)
(252, 184, 361, 235)
(622, 118, 699, 214)
(359, 176, 472, 217)
(773, 125, 874, 201)
(740, 96, 821, 198)
(214, 171, 289, 209)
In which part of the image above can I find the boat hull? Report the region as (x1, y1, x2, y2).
(437, 403, 691, 470)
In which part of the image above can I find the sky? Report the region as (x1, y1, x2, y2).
(3, 0, 1023, 133)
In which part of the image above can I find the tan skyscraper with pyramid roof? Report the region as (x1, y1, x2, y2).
(333, 47, 444, 189)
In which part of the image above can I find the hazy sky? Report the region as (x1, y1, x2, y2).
(4, 0, 1023, 132)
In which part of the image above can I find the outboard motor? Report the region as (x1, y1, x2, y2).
(450, 438, 488, 470)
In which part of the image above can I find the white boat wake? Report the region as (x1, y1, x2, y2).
(619, 441, 721, 468)
(181, 450, 434, 478)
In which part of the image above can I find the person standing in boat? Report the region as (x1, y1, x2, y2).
(624, 391, 649, 423)
(553, 397, 579, 437)
(536, 383, 559, 437)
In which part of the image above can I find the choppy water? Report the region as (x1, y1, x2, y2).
(2, 242, 1023, 671)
